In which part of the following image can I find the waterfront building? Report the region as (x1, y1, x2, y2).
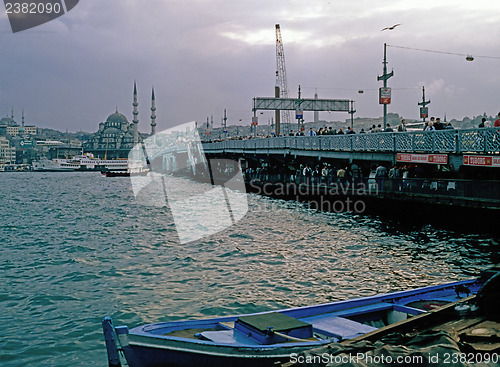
(35, 140, 82, 159)
(0, 136, 16, 164)
(6, 125, 38, 136)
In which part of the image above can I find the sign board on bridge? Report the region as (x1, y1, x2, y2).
(397, 153, 448, 164)
(379, 87, 391, 104)
(463, 155, 500, 167)
(420, 107, 428, 119)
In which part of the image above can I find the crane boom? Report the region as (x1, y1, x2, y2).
(275, 24, 291, 133)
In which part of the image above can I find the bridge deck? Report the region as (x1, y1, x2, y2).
(202, 128, 500, 155)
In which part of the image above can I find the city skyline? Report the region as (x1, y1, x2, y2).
(1, 0, 499, 132)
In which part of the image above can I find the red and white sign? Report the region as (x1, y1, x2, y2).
(251, 116, 258, 126)
(463, 155, 500, 167)
(397, 153, 448, 164)
(379, 87, 391, 104)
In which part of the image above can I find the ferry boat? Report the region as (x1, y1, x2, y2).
(102, 271, 498, 367)
(32, 153, 129, 172)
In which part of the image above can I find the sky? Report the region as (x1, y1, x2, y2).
(1, 0, 499, 133)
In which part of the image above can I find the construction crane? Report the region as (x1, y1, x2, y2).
(275, 24, 291, 135)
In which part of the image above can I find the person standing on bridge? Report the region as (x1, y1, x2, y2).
(303, 164, 312, 185)
(434, 118, 443, 130)
(375, 164, 387, 192)
(425, 121, 435, 131)
(494, 112, 500, 127)
(397, 119, 407, 132)
(307, 128, 317, 136)
(388, 165, 400, 191)
(337, 167, 347, 187)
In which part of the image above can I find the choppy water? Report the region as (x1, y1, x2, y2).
(0, 172, 498, 366)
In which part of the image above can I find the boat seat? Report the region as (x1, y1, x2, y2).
(300, 314, 377, 339)
(198, 330, 261, 345)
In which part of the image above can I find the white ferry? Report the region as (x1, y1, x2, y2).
(32, 153, 129, 172)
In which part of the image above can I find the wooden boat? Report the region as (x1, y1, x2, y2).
(102, 275, 493, 367)
(281, 269, 500, 366)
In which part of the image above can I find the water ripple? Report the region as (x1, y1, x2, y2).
(0, 172, 498, 366)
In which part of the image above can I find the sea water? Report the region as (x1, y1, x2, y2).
(1, 172, 498, 366)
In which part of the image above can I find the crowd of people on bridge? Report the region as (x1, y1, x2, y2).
(422, 117, 455, 131)
(245, 160, 438, 192)
(280, 117, 455, 137)
(202, 113, 500, 143)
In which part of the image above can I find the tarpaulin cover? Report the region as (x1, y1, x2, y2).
(294, 330, 499, 367)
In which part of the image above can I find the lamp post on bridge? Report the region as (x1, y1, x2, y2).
(378, 43, 394, 128)
(296, 85, 303, 133)
(418, 86, 430, 123)
(349, 100, 356, 130)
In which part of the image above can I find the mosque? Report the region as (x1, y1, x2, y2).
(83, 82, 157, 159)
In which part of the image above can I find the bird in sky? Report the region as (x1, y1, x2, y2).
(381, 24, 401, 31)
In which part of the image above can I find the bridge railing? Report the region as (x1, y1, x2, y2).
(202, 128, 500, 154)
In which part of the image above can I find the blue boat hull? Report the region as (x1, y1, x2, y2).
(103, 278, 484, 367)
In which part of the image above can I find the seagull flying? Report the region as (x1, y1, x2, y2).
(381, 24, 401, 31)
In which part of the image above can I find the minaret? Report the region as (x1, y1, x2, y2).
(133, 81, 139, 146)
(11, 107, 14, 120)
(150, 87, 156, 136)
(22, 108, 25, 127)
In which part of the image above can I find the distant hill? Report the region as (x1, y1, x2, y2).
(37, 127, 92, 141)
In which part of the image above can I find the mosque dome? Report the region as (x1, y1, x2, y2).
(0, 117, 18, 127)
(103, 127, 121, 135)
(106, 110, 128, 125)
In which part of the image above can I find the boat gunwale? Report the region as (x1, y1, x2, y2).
(124, 278, 480, 348)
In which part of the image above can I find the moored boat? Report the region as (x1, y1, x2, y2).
(102, 274, 493, 367)
(32, 153, 128, 172)
(100, 161, 149, 177)
(282, 269, 500, 366)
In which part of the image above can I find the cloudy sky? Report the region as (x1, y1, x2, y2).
(1, 0, 499, 133)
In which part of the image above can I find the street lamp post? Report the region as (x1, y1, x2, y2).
(378, 43, 394, 128)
